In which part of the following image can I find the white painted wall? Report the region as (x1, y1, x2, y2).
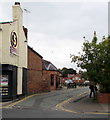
(0, 24, 2, 64)
(0, 3, 28, 95)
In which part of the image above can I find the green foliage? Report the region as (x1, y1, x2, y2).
(61, 67, 77, 78)
(81, 71, 88, 80)
(71, 33, 110, 93)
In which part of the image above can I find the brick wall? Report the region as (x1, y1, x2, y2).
(27, 47, 50, 94)
(28, 47, 42, 71)
(43, 70, 61, 91)
(27, 46, 62, 94)
(42, 71, 51, 92)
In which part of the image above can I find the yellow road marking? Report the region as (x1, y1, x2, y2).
(1, 91, 109, 115)
(84, 112, 110, 115)
(56, 92, 88, 113)
(56, 97, 77, 114)
(0, 102, 11, 105)
(1, 93, 48, 109)
(56, 91, 110, 115)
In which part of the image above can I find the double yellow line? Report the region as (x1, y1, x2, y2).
(56, 97, 77, 113)
(56, 92, 110, 115)
(1, 92, 110, 115)
(0, 93, 48, 109)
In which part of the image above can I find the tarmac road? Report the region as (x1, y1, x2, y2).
(1, 86, 109, 119)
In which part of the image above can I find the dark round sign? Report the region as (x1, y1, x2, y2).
(10, 31, 17, 48)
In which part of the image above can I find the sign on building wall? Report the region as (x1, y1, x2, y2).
(10, 31, 17, 55)
(0, 75, 8, 87)
(0, 75, 9, 96)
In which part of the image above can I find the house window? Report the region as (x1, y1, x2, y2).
(51, 74, 54, 86)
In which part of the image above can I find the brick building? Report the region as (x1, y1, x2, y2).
(27, 47, 62, 93)
(43, 60, 62, 90)
(62, 73, 86, 86)
(27, 46, 50, 94)
(72, 74, 85, 85)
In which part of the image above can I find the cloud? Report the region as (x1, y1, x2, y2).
(27, 2, 107, 69)
(1, 1, 108, 70)
(0, 2, 12, 22)
(27, 2, 107, 40)
(28, 31, 84, 69)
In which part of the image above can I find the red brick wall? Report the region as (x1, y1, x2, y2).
(28, 48, 42, 71)
(27, 47, 50, 94)
(43, 70, 61, 91)
(27, 70, 43, 93)
(97, 93, 110, 103)
(42, 71, 51, 91)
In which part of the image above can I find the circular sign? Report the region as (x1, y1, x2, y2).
(10, 31, 17, 48)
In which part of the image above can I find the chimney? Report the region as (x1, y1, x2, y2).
(15, 2, 20, 5)
(13, 2, 23, 26)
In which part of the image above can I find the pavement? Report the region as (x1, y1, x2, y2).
(56, 92, 110, 115)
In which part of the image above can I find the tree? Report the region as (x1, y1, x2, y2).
(61, 67, 76, 78)
(81, 71, 88, 80)
(71, 32, 110, 93)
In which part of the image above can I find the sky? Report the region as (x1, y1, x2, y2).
(0, 0, 108, 71)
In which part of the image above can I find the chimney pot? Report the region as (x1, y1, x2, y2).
(15, 2, 20, 5)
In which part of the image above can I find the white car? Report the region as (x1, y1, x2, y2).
(83, 80, 90, 86)
(65, 80, 73, 84)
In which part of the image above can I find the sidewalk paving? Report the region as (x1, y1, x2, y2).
(63, 93, 109, 114)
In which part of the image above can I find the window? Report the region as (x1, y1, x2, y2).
(51, 74, 54, 86)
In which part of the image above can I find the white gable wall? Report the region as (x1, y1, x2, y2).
(0, 3, 27, 95)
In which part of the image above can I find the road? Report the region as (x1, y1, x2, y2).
(2, 87, 109, 119)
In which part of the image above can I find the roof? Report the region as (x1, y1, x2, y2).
(0, 20, 16, 24)
(28, 46, 43, 58)
(72, 74, 82, 78)
(42, 60, 58, 71)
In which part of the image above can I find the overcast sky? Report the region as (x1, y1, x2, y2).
(0, 0, 108, 71)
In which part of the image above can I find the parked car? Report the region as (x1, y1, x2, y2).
(65, 79, 73, 84)
(65, 80, 76, 88)
(82, 80, 90, 86)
